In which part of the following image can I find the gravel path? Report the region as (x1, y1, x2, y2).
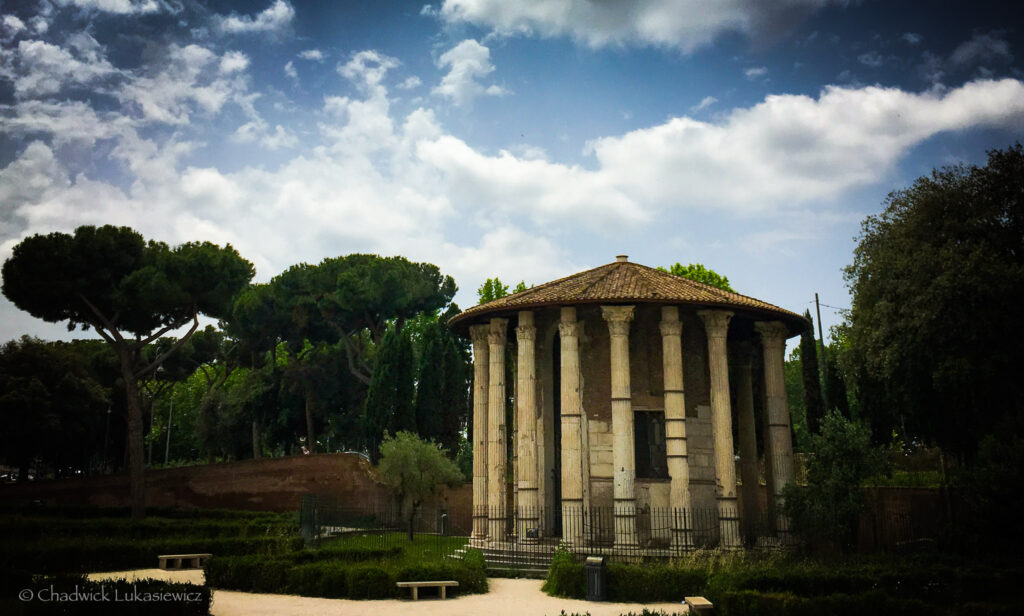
(88, 570, 692, 616)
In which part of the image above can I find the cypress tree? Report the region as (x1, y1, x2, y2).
(414, 322, 444, 442)
(438, 324, 471, 456)
(801, 309, 826, 434)
(364, 324, 416, 462)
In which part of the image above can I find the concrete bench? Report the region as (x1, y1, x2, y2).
(685, 596, 713, 613)
(158, 553, 212, 570)
(396, 580, 459, 600)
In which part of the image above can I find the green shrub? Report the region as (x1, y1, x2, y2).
(606, 563, 708, 602)
(717, 590, 934, 616)
(346, 564, 393, 599)
(542, 547, 585, 598)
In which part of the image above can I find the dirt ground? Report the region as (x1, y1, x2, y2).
(88, 569, 692, 616)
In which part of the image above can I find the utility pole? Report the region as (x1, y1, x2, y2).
(815, 293, 829, 411)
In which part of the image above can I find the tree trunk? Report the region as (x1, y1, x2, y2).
(252, 420, 262, 459)
(305, 397, 315, 453)
(120, 355, 146, 520)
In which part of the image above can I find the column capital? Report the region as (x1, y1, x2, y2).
(698, 310, 733, 339)
(516, 310, 535, 341)
(470, 323, 489, 347)
(602, 305, 635, 336)
(558, 307, 579, 339)
(659, 319, 683, 337)
(755, 320, 789, 349)
(488, 318, 508, 345)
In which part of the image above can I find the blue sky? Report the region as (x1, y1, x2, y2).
(1, 0, 1023, 346)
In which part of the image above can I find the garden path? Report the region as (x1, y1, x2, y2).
(89, 570, 691, 615)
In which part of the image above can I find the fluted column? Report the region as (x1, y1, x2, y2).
(487, 318, 509, 542)
(602, 305, 637, 547)
(516, 311, 540, 541)
(470, 325, 490, 542)
(559, 307, 585, 546)
(755, 321, 795, 538)
(698, 310, 741, 547)
(732, 341, 761, 542)
(660, 306, 691, 547)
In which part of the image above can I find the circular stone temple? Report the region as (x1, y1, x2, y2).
(448, 256, 805, 549)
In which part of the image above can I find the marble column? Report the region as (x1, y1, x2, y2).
(732, 341, 761, 542)
(660, 306, 691, 547)
(470, 324, 490, 542)
(755, 321, 795, 537)
(487, 318, 509, 542)
(559, 307, 585, 546)
(698, 310, 741, 547)
(602, 305, 637, 547)
(516, 311, 540, 540)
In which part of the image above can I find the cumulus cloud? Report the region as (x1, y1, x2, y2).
(298, 49, 324, 61)
(284, 60, 297, 79)
(12, 38, 118, 96)
(433, 39, 507, 106)
(215, 0, 294, 34)
(690, 96, 717, 112)
(901, 32, 922, 45)
(117, 44, 251, 124)
(949, 31, 1012, 67)
(52, 0, 160, 14)
(857, 51, 884, 67)
(585, 79, 1024, 212)
(437, 0, 838, 52)
(398, 76, 422, 90)
(744, 66, 767, 80)
(2, 14, 26, 34)
(219, 50, 249, 73)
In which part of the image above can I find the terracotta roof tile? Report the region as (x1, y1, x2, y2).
(448, 260, 805, 334)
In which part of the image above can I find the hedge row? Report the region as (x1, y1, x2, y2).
(1, 535, 304, 574)
(717, 591, 1024, 616)
(206, 549, 488, 599)
(1, 574, 211, 616)
(0, 517, 298, 540)
(543, 551, 1024, 611)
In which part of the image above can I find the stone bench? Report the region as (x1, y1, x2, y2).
(685, 596, 713, 613)
(158, 553, 212, 570)
(396, 580, 459, 600)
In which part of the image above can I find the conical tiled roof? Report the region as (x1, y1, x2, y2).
(448, 258, 805, 334)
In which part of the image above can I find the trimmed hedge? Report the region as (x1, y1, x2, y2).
(1, 574, 211, 616)
(542, 555, 1024, 613)
(0, 535, 304, 574)
(206, 549, 488, 599)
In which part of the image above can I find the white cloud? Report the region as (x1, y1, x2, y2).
(690, 96, 717, 112)
(949, 32, 1012, 67)
(2, 14, 26, 33)
(215, 0, 294, 34)
(12, 38, 118, 96)
(219, 50, 249, 73)
(284, 60, 297, 79)
(901, 32, 922, 45)
(1, 100, 132, 145)
(298, 49, 324, 61)
(857, 51, 884, 67)
(585, 79, 1024, 213)
(52, 0, 160, 15)
(438, 0, 837, 52)
(117, 44, 251, 124)
(433, 39, 507, 106)
(744, 66, 767, 80)
(398, 76, 422, 90)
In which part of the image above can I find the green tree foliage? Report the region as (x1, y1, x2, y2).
(783, 347, 811, 452)
(413, 307, 471, 457)
(364, 324, 415, 462)
(956, 415, 1024, 554)
(657, 262, 735, 292)
(1, 225, 254, 518)
(377, 431, 463, 540)
(843, 144, 1024, 456)
(476, 277, 509, 303)
(0, 337, 109, 481)
(799, 310, 825, 433)
(783, 411, 889, 552)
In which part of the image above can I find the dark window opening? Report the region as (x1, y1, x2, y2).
(634, 410, 668, 479)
